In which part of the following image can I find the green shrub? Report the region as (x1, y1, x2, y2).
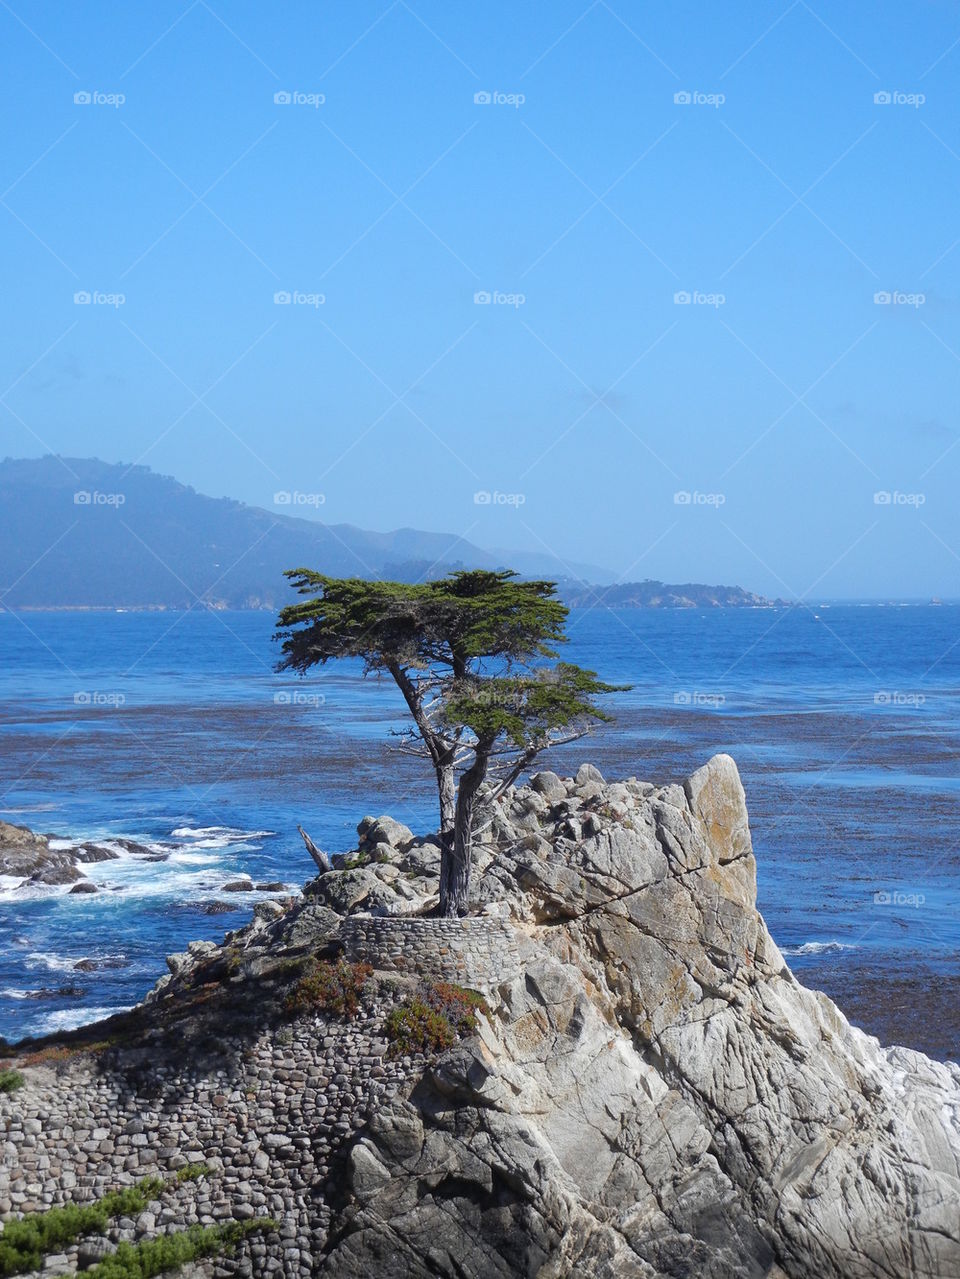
(384, 998, 455, 1057)
(0, 1176, 165, 1276)
(85, 1219, 274, 1278)
(0, 1071, 23, 1095)
(384, 982, 489, 1058)
(174, 1163, 210, 1184)
(425, 983, 489, 1034)
(284, 959, 372, 1018)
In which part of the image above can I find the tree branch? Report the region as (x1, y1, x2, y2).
(298, 824, 332, 873)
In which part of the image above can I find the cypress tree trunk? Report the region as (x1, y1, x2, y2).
(437, 757, 456, 835)
(437, 758, 457, 911)
(440, 740, 491, 917)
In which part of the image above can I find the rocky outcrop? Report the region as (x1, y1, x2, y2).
(0, 821, 168, 889)
(0, 819, 84, 884)
(2, 756, 959, 1278)
(313, 755, 960, 1279)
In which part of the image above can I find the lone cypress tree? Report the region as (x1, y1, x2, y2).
(275, 569, 620, 915)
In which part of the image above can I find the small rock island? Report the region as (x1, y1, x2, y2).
(2, 755, 958, 1277)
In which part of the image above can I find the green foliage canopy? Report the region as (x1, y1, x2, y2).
(275, 568, 567, 676)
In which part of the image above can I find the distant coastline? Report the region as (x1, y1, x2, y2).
(0, 590, 782, 613)
(562, 581, 780, 609)
(6, 599, 960, 614)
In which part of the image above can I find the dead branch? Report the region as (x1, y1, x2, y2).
(298, 824, 333, 873)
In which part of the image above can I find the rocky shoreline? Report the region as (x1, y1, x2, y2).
(2, 755, 959, 1277)
(0, 819, 290, 904)
(0, 818, 172, 892)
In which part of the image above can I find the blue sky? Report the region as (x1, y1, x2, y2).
(2, 1, 959, 597)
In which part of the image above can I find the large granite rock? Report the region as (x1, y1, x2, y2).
(16, 758, 957, 1278)
(320, 755, 960, 1278)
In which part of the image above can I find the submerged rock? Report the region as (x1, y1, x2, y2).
(72, 956, 128, 972)
(23, 985, 86, 1001)
(74, 843, 120, 864)
(28, 863, 84, 886)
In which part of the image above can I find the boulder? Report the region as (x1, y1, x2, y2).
(0, 817, 48, 854)
(308, 867, 399, 916)
(1, 821, 114, 883)
(29, 862, 84, 886)
(360, 816, 414, 851)
(75, 843, 120, 864)
(530, 770, 566, 801)
(275, 901, 341, 952)
(254, 900, 284, 922)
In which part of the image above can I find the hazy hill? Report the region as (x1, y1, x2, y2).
(0, 457, 772, 610)
(0, 456, 606, 610)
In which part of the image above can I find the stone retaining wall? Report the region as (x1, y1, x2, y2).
(340, 915, 522, 991)
(1, 996, 415, 1277)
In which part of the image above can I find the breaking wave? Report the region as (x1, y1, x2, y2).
(781, 940, 857, 956)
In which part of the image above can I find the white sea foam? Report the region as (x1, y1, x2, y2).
(0, 988, 30, 1000)
(171, 826, 273, 840)
(1, 821, 276, 927)
(781, 940, 857, 956)
(2, 881, 72, 903)
(33, 1005, 133, 1035)
(27, 951, 84, 972)
(177, 837, 260, 851)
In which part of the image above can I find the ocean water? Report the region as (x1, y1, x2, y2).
(1, 604, 958, 1058)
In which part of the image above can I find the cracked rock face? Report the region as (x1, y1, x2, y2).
(320, 755, 960, 1279)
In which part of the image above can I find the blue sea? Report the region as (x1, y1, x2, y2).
(1, 605, 958, 1059)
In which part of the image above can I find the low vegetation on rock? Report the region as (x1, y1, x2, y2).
(0, 1175, 167, 1275)
(0, 1166, 271, 1279)
(385, 982, 489, 1058)
(283, 959, 373, 1019)
(83, 1219, 274, 1278)
(0, 1071, 23, 1095)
